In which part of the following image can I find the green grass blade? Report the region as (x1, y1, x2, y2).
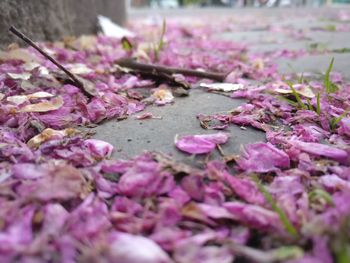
(316, 93, 321, 115)
(306, 99, 314, 111)
(324, 58, 334, 94)
(153, 43, 159, 62)
(298, 73, 304, 84)
(273, 246, 304, 261)
(335, 244, 350, 263)
(153, 19, 167, 62)
(277, 96, 299, 107)
(330, 82, 339, 93)
(309, 188, 334, 205)
(330, 110, 349, 130)
(252, 176, 299, 238)
(287, 82, 307, 110)
(158, 19, 167, 51)
(332, 48, 350, 53)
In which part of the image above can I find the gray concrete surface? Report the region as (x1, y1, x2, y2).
(0, 0, 126, 48)
(277, 53, 350, 78)
(94, 7, 350, 163)
(93, 88, 265, 165)
(218, 31, 350, 52)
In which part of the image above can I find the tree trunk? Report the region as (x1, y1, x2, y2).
(0, 0, 126, 49)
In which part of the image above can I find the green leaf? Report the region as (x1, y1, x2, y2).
(324, 58, 335, 94)
(121, 37, 133, 51)
(252, 175, 299, 238)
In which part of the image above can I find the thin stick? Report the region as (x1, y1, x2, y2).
(9, 26, 93, 97)
(216, 144, 226, 157)
(116, 58, 227, 82)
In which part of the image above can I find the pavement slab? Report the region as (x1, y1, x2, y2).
(277, 53, 350, 78)
(93, 88, 265, 165)
(94, 6, 350, 164)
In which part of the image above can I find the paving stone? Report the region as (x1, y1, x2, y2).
(93, 88, 265, 164)
(94, 7, 350, 163)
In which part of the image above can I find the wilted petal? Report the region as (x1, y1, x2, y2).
(275, 83, 315, 98)
(19, 96, 64, 112)
(118, 158, 174, 197)
(224, 201, 282, 231)
(7, 72, 31, 80)
(200, 82, 244, 92)
(27, 128, 78, 148)
(84, 139, 114, 159)
(319, 174, 350, 192)
(107, 232, 172, 263)
(6, 91, 55, 106)
(67, 194, 111, 240)
(224, 172, 265, 205)
(152, 88, 174, 106)
(12, 163, 47, 179)
(135, 112, 162, 120)
(6, 95, 29, 105)
(292, 140, 348, 164)
(174, 245, 233, 263)
(237, 142, 290, 172)
(42, 203, 69, 236)
(85, 98, 107, 122)
(17, 163, 88, 201)
(337, 117, 350, 137)
(180, 176, 205, 201)
(0, 205, 35, 252)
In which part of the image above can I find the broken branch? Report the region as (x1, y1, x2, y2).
(116, 58, 227, 82)
(9, 26, 96, 98)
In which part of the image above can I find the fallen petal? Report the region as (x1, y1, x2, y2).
(27, 128, 78, 148)
(19, 96, 64, 112)
(175, 133, 229, 154)
(200, 82, 244, 92)
(237, 142, 290, 173)
(7, 72, 31, 80)
(84, 139, 114, 159)
(293, 140, 348, 163)
(108, 232, 172, 263)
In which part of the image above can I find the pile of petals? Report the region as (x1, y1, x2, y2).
(0, 11, 350, 263)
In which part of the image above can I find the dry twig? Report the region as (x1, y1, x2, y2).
(9, 26, 96, 97)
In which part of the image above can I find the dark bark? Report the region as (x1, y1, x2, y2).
(116, 58, 227, 82)
(0, 0, 126, 48)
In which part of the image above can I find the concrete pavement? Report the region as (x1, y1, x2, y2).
(93, 7, 350, 164)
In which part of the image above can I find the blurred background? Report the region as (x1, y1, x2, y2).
(128, 0, 349, 8)
(1, 0, 349, 48)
